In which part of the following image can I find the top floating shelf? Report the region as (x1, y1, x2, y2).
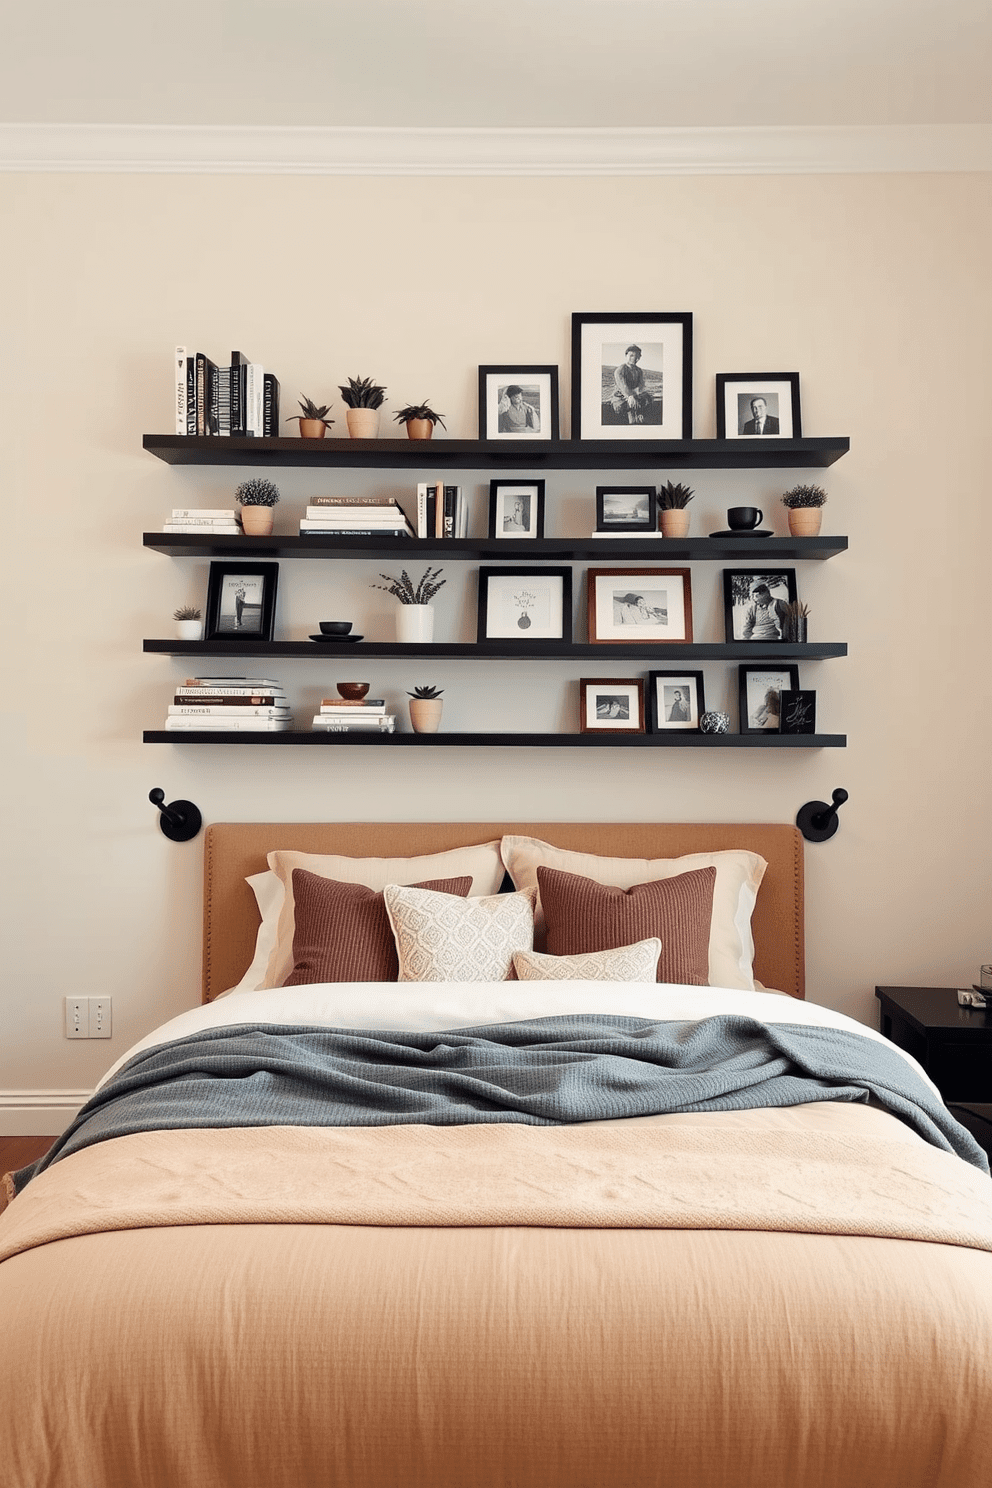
(142, 434, 850, 472)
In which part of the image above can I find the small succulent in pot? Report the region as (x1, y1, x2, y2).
(657, 480, 695, 510)
(780, 484, 827, 509)
(393, 401, 447, 430)
(286, 395, 334, 429)
(236, 478, 281, 508)
(339, 375, 387, 410)
(407, 684, 444, 699)
(370, 567, 446, 605)
(173, 605, 202, 621)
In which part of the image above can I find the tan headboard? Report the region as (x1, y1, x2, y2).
(203, 822, 804, 1004)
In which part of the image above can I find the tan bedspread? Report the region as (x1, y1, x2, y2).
(3, 1109, 992, 1488)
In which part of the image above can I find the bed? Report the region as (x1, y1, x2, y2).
(3, 820, 991, 1488)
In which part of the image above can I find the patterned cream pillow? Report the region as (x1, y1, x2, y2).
(512, 939, 661, 982)
(383, 885, 536, 982)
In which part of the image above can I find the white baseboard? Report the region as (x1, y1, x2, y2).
(0, 1091, 91, 1136)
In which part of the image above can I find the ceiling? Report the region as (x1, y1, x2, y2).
(3, 0, 990, 131)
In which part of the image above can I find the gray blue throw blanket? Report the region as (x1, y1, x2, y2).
(13, 1014, 990, 1194)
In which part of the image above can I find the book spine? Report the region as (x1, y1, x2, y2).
(184, 676, 283, 685)
(185, 356, 197, 436)
(171, 508, 237, 519)
(165, 718, 291, 731)
(175, 345, 187, 435)
(416, 483, 429, 539)
(318, 706, 388, 716)
(207, 362, 220, 436)
(175, 686, 286, 699)
(195, 354, 208, 437)
(216, 367, 231, 436)
(308, 496, 403, 508)
(299, 528, 412, 537)
(263, 374, 280, 437)
(302, 509, 405, 521)
(245, 364, 263, 437)
(312, 721, 395, 732)
(230, 352, 248, 436)
(442, 484, 458, 539)
(456, 485, 467, 538)
(168, 704, 291, 717)
(434, 482, 445, 538)
(162, 524, 242, 533)
(319, 699, 387, 708)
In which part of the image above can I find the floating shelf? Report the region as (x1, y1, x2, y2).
(144, 533, 848, 561)
(143, 434, 850, 471)
(144, 639, 847, 661)
(143, 730, 846, 749)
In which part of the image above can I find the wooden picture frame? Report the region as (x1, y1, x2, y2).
(715, 373, 802, 440)
(647, 670, 706, 733)
(595, 485, 657, 533)
(579, 678, 645, 733)
(738, 664, 801, 734)
(488, 480, 546, 539)
(477, 566, 572, 643)
(571, 312, 693, 440)
(587, 568, 692, 644)
(204, 562, 279, 643)
(478, 365, 560, 441)
(723, 570, 798, 643)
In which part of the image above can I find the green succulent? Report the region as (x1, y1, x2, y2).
(235, 478, 281, 507)
(393, 401, 446, 429)
(657, 480, 695, 510)
(781, 484, 828, 508)
(339, 375, 387, 410)
(173, 605, 202, 621)
(407, 685, 444, 699)
(287, 395, 333, 424)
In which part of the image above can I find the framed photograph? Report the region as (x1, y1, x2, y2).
(715, 373, 802, 440)
(477, 566, 572, 643)
(587, 568, 692, 644)
(571, 312, 692, 441)
(488, 480, 546, 539)
(478, 365, 560, 441)
(779, 689, 817, 734)
(738, 664, 800, 734)
(579, 678, 645, 733)
(723, 570, 798, 643)
(204, 562, 279, 642)
(595, 484, 656, 533)
(647, 670, 706, 733)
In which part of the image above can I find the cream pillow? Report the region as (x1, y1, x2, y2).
(512, 939, 661, 983)
(499, 835, 766, 992)
(383, 885, 536, 982)
(217, 871, 285, 997)
(263, 842, 505, 989)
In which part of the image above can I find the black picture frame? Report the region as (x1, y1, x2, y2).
(647, 670, 706, 733)
(488, 480, 546, 539)
(723, 570, 798, 643)
(204, 562, 279, 642)
(477, 566, 572, 643)
(478, 365, 560, 441)
(715, 373, 802, 440)
(595, 484, 657, 533)
(779, 689, 817, 734)
(570, 312, 693, 441)
(579, 678, 646, 733)
(738, 664, 801, 734)
(587, 568, 693, 644)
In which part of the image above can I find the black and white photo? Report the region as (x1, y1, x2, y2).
(738, 664, 800, 733)
(477, 566, 572, 642)
(647, 670, 706, 732)
(588, 567, 692, 644)
(478, 365, 560, 441)
(571, 313, 693, 441)
(579, 678, 645, 733)
(488, 480, 545, 539)
(595, 485, 656, 533)
(715, 373, 802, 440)
(723, 570, 798, 643)
(204, 562, 278, 642)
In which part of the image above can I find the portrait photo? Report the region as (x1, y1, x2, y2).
(579, 678, 645, 733)
(647, 670, 706, 733)
(478, 365, 560, 441)
(715, 373, 802, 440)
(571, 312, 693, 441)
(587, 567, 692, 644)
(477, 566, 572, 642)
(738, 664, 801, 734)
(204, 562, 279, 643)
(723, 570, 798, 643)
(488, 480, 546, 539)
(595, 485, 657, 533)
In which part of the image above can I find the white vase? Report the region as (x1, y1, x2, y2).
(176, 619, 203, 641)
(396, 605, 434, 643)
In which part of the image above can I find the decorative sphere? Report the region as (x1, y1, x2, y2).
(699, 711, 731, 735)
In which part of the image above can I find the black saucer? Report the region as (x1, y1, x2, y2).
(309, 634, 364, 643)
(709, 529, 773, 538)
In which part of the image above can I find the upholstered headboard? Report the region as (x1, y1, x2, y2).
(202, 821, 805, 1002)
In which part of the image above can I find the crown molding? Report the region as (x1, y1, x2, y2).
(1, 122, 990, 176)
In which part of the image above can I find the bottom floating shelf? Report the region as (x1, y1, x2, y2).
(143, 731, 846, 748)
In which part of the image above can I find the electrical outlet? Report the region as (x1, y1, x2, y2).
(65, 997, 88, 1039)
(90, 997, 112, 1038)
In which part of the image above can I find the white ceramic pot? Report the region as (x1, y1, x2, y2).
(240, 506, 274, 536)
(409, 699, 443, 733)
(346, 408, 380, 439)
(396, 605, 434, 643)
(176, 619, 203, 642)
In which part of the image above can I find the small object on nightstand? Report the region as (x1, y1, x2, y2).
(958, 989, 988, 1008)
(980, 964, 992, 992)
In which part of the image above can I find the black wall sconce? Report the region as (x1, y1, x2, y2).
(149, 788, 202, 843)
(796, 788, 848, 844)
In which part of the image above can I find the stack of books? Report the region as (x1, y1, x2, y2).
(311, 697, 395, 733)
(299, 496, 414, 539)
(416, 482, 467, 539)
(174, 346, 280, 438)
(165, 676, 293, 732)
(162, 507, 241, 535)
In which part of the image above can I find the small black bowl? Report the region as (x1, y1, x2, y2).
(319, 621, 353, 636)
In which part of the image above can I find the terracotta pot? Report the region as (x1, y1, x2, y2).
(396, 605, 434, 643)
(659, 509, 690, 538)
(346, 408, 380, 439)
(787, 508, 822, 537)
(297, 418, 328, 439)
(409, 699, 443, 734)
(405, 419, 434, 440)
(240, 506, 274, 536)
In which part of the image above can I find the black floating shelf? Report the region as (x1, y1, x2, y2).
(144, 533, 848, 561)
(142, 434, 850, 472)
(144, 640, 847, 661)
(143, 730, 846, 748)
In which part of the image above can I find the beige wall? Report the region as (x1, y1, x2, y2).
(2, 170, 990, 1127)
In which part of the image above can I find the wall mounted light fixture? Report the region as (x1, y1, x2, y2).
(796, 788, 848, 844)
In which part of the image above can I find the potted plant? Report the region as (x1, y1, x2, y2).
(236, 477, 281, 536)
(781, 484, 827, 538)
(286, 395, 334, 440)
(173, 605, 203, 642)
(339, 375, 387, 439)
(657, 480, 695, 538)
(407, 684, 444, 733)
(370, 567, 445, 643)
(392, 401, 447, 441)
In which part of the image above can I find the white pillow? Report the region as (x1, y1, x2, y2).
(499, 835, 766, 992)
(512, 939, 661, 983)
(217, 870, 285, 998)
(262, 842, 505, 989)
(383, 885, 536, 982)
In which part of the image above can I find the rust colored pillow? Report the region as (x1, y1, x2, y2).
(536, 864, 716, 986)
(285, 870, 472, 985)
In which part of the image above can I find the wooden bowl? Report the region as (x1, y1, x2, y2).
(337, 682, 371, 700)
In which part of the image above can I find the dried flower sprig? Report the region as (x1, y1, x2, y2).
(235, 478, 281, 507)
(370, 567, 446, 605)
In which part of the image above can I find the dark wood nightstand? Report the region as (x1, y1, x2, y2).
(876, 986, 992, 1160)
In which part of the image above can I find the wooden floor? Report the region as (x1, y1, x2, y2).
(1, 1136, 52, 1173)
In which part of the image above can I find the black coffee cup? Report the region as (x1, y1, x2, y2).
(727, 506, 763, 531)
